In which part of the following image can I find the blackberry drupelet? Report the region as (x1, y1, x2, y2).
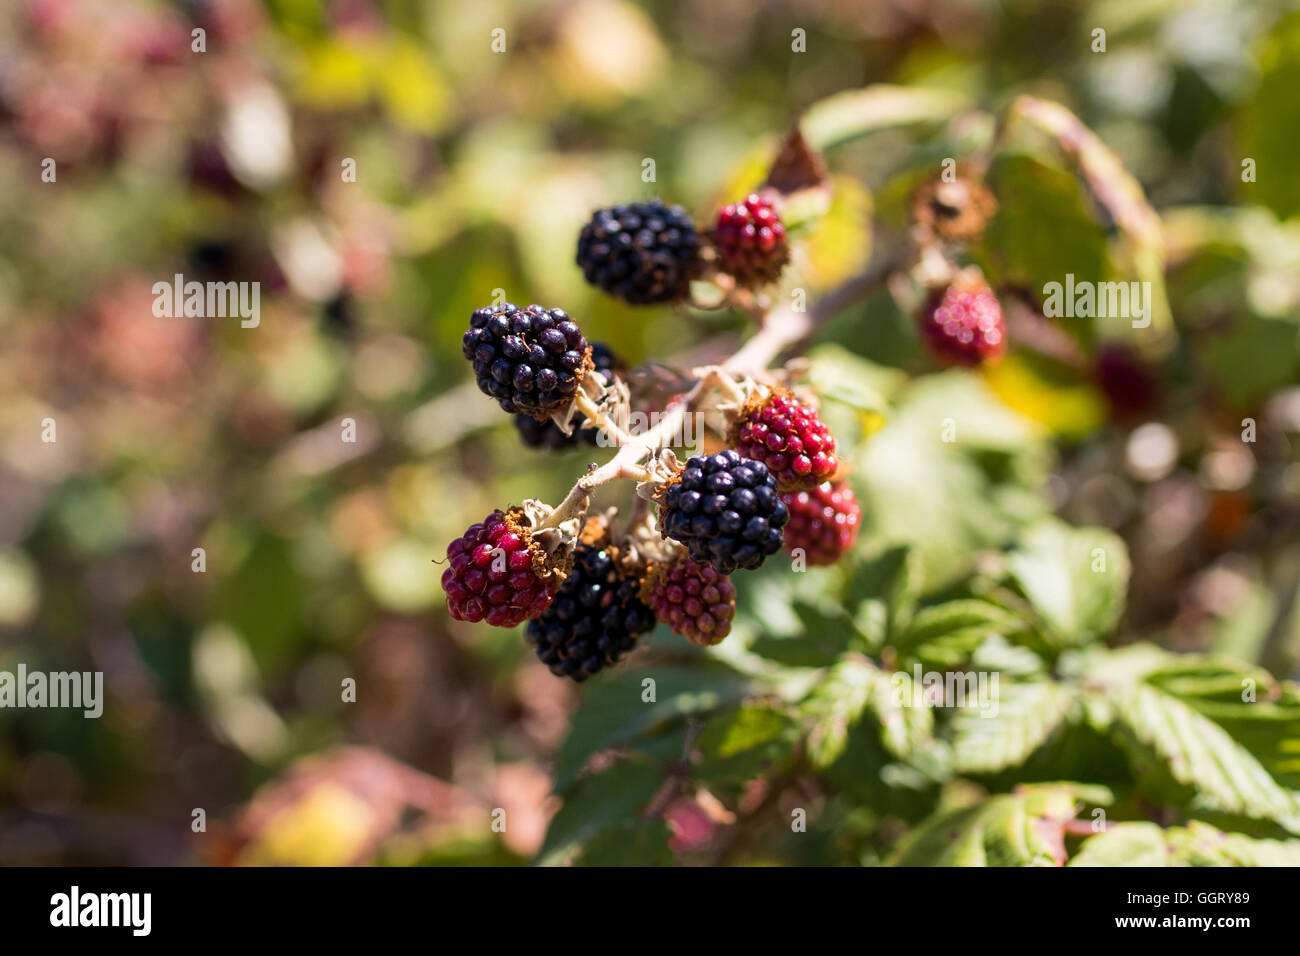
(658, 450, 789, 574)
(462, 302, 590, 417)
(576, 200, 701, 305)
(526, 542, 656, 682)
(513, 342, 621, 449)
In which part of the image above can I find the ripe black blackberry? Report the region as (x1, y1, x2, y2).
(576, 201, 701, 305)
(513, 342, 621, 449)
(462, 302, 590, 417)
(658, 450, 789, 573)
(526, 542, 656, 682)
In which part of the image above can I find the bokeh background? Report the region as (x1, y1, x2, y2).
(1, 0, 1298, 865)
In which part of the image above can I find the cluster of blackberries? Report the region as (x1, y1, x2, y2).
(513, 343, 620, 450)
(576, 201, 701, 305)
(658, 450, 789, 574)
(576, 195, 793, 306)
(526, 541, 656, 682)
(462, 303, 590, 416)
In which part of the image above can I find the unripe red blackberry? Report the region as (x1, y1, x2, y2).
(658, 450, 789, 574)
(781, 481, 861, 566)
(710, 193, 789, 285)
(917, 274, 1006, 366)
(441, 510, 564, 628)
(642, 556, 736, 646)
(576, 201, 701, 305)
(526, 541, 656, 681)
(513, 343, 621, 450)
(462, 303, 590, 417)
(731, 388, 839, 491)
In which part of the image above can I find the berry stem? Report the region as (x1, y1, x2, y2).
(572, 391, 634, 447)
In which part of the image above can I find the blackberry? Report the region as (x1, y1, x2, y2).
(710, 193, 789, 286)
(526, 542, 656, 681)
(441, 510, 562, 627)
(732, 388, 839, 491)
(782, 481, 861, 566)
(513, 342, 621, 450)
(658, 450, 789, 573)
(917, 274, 1006, 366)
(576, 200, 701, 305)
(461, 303, 591, 417)
(643, 556, 737, 646)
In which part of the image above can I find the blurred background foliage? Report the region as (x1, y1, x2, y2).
(0, 0, 1298, 865)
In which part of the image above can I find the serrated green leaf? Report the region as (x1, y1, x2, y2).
(887, 792, 1066, 867)
(694, 703, 799, 785)
(536, 760, 665, 866)
(552, 661, 757, 792)
(1068, 822, 1169, 867)
(1071, 820, 1300, 867)
(871, 667, 935, 761)
(845, 545, 922, 649)
(803, 658, 877, 770)
(897, 599, 1030, 666)
(1006, 520, 1130, 648)
(952, 681, 1077, 775)
(1109, 683, 1300, 834)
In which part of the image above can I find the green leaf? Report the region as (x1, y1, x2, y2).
(803, 658, 877, 770)
(952, 681, 1077, 775)
(898, 599, 1031, 664)
(855, 373, 1051, 587)
(576, 818, 675, 867)
(804, 344, 906, 416)
(980, 152, 1108, 304)
(1006, 520, 1130, 649)
(552, 661, 756, 792)
(694, 703, 800, 785)
(1068, 822, 1169, 867)
(887, 789, 1071, 867)
(1070, 820, 1300, 867)
(996, 96, 1173, 347)
(801, 85, 966, 151)
(1109, 683, 1300, 834)
(1240, 11, 1300, 220)
(846, 545, 922, 648)
(871, 667, 935, 761)
(536, 759, 665, 866)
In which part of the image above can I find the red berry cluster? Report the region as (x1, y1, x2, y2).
(781, 481, 861, 566)
(710, 194, 789, 286)
(732, 389, 838, 491)
(441, 511, 561, 627)
(644, 557, 737, 646)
